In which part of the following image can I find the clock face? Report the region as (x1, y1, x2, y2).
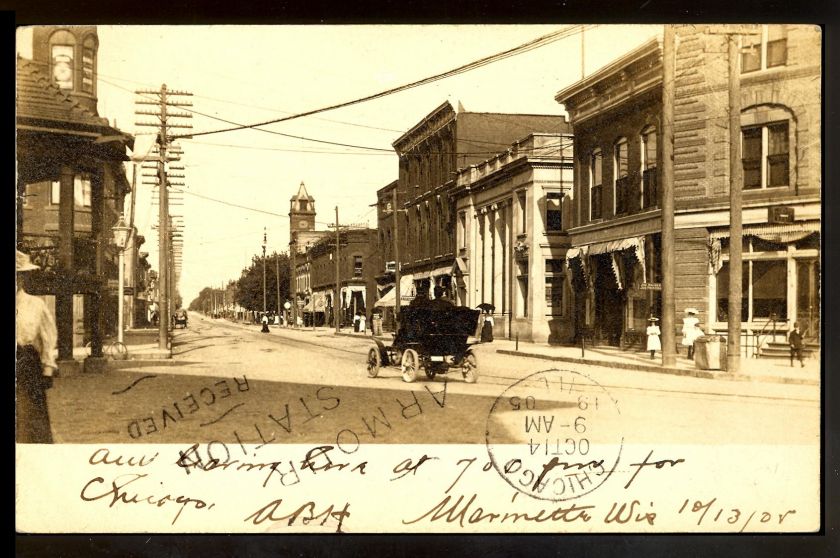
(298, 220, 309, 229)
(51, 48, 74, 89)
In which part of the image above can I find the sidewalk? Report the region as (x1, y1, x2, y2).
(492, 339, 820, 386)
(192, 315, 820, 386)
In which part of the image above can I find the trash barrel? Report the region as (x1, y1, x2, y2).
(694, 336, 727, 370)
(372, 315, 383, 336)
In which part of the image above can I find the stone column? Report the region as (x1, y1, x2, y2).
(482, 208, 491, 304)
(492, 204, 504, 318)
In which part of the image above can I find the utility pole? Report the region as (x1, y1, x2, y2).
(660, 25, 677, 367)
(275, 253, 281, 318)
(392, 187, 401, 318)
(726, 31, 744, 374)
(335, 206, 341, 334)
(136, 83, 192, 350)
(262, 228, 268, 317)
(290, 237, 297, 328)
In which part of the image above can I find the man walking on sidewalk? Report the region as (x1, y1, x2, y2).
(789, 322, 805, 368)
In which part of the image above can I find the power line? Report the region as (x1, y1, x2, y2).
(173, 25, 592, 139)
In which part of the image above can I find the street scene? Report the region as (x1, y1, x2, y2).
(15, 24, 822, 535)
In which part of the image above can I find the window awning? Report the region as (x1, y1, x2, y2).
(451, 257, 468, 276)
(431, 265, 452, 278)
(709, 221, 820, 243)
(313, 292, 326, 311)
(374, 274, 415, 307)
(303, 299, 313, 312)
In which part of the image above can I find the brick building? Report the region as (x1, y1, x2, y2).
(555, 25, 820, 354)
(17, 26, 133, 372)
(389, 101, 569, 304)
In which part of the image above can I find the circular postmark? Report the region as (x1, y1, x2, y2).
(485, 368, 623, 502)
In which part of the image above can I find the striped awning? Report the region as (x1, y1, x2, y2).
(709, 221, 820, 241)
(313, 292, 326, 311)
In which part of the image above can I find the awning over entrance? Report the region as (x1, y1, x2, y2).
(303, 299, 314, 312)
(567, 236, 646, 290)
(313, 291, 326, 312)
(341, 285, 367, 308)
(709, 221, 820, 243)
(431, 265, 452, 278)
(451, 257, 468, 275)
(374, 274, 415, 307)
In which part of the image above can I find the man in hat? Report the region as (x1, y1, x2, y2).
(16, 250, 57, 443)
(682, 308, 701, 359)
(789, 322, 805, 368)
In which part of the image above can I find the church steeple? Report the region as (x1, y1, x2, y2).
(31, 26, 100, 115)
(289, 181, 316, 234)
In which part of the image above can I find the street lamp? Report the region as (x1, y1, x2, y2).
(111, 214, 132, 345)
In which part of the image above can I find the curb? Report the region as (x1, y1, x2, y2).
(495, 349, 819, 386)
(333, 332, 391, 342)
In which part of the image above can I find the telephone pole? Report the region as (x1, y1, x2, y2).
(726, 31, 744, 374)
(275, 253, 281, 318)
(335, 206, 341, 334)
(392, 187, 401, 316)
(660, 25, 677, 367)
(135, 84, 192, 350)
(262, 228, 268, 317)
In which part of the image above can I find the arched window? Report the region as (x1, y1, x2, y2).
(81, 35, 97, 94)
(613, 138, 629, 215)
(641, 126, 658, 209)
(590, 149, 603, 220)
(48, 30, 76, 90)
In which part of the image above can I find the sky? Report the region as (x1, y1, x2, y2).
(17, 24, 660, 305)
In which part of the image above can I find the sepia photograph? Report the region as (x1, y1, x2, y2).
(14, 23, 823, 535)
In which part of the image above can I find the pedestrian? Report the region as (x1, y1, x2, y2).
(358, 313, 367, 334)
(789, 322, 805, 368)
(353, 312, 361, 333)
(480, 311, 495, 343)
(646, 316, 661, 360)
(682, 308, 701, 359)
(261, 313, 270, 333)
(16, 250, 57, 443)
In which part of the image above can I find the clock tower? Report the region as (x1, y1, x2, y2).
(289, 181, 316, 235)
(31, 26, 100, 115)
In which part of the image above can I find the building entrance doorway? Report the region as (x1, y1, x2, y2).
(797, 258, 819, 341)
(594, 256, 623, 346)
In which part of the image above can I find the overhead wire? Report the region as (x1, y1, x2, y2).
(172, 24, 593, 139)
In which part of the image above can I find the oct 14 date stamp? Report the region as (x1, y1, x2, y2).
(485, 368, 624, 502)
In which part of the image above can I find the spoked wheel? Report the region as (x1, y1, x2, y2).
(425, 367, 437, 380)
(366, 347, 381, 378)
(401, 348, 420, 383)
(461, 350, 478, 383)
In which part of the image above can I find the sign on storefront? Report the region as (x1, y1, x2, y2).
(639, 282, 661, 290)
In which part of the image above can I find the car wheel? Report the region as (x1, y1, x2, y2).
(461, 350, 478, 383)
(401, 349, 420, 383)
(367, 347, 381, 378)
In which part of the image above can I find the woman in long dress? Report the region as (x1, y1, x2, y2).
(480, 311, 495, 343)
(646, 316, 661, 360)
(16, 251, 57, 443)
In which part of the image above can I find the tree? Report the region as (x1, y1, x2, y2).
(235, 251, 291, 313)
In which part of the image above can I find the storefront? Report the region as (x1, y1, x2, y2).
(708, 221, 820, 341)
(567, 235, 659, 348)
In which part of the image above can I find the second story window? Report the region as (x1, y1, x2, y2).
(641, 126, 658, 209)
(546, 192, 563, 232)
(590, 149, 603, 221)
(353, 256, 363, 277)
(458, 211, 466, 249)
(742, 25, 787, 73)
(517, 191, 526, 234)
(50, 174, 92, 207)
(613, 138, 629, 215)
(743, 121, 789, 190)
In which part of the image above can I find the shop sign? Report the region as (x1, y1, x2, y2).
(639, 282, 661, 290)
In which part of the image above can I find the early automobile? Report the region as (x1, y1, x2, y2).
(173, 309, 188, 329)
(366, 305, 481, 383)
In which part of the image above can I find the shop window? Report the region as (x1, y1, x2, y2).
(50, 175, 92, 207)
(716, 259, 788, 322)
(641, 126, 657, 209)
(590, 149, 603, 220)
(546, 192, 563, 231)
(742, 121, 789, 189)
(613, 139, 629, 215)
(545, 278, 564, 315)
(741, 25, 787, 73)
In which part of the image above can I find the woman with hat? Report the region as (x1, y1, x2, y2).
(646, 316, 661, 360)
(16, 250, 57, 443)
(682, 308, 701, 359)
